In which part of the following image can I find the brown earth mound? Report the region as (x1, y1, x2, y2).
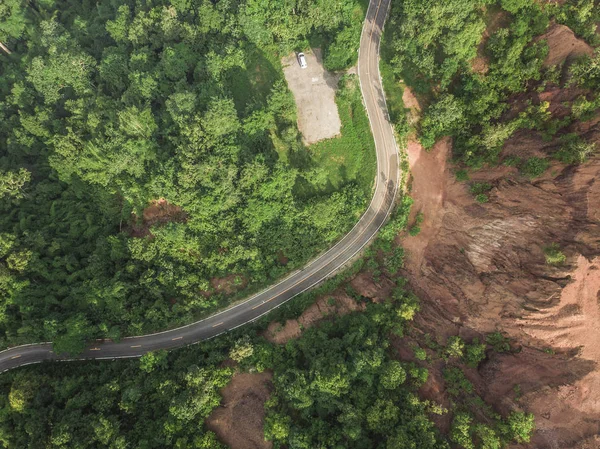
(540, 23, 594, 67)
(129, 198, 187, 237)
(206, 371, 274, 449)
(210, 274, 248, 295)
(401, 87, 600, 448)
(264, 290, 365, 344)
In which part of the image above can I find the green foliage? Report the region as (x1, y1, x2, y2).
(263, 300, 447, 448)
(499, 411, 535, 444)
(485, 332, 511, 353)
(0, 168, 30, 200)
(544, 243, 566, 266)
(408, 212, 424, 236)
(520, 157, 549, 178)
(550, 0, 600, 46)
(0, 0, 374, 348)
(229, 335, 255, 363)
(384, 0, 557, 165)
(0, 342, 233, 448)
(463, 338, 487, 368)
(470, 182, 492, 203)
(450, 412, 476, 449)
(0, 0, 28, 45)
(139, 349, 168, 373)
(571, 94, 600, 121)
(413, 345, 428, 361)
(554, 134, 597, 164)
(455, 169, 470, 182)
(443, 367, 474, 397)
(475, 194, 489, 203)
(420, 94, 467, 149)
(444, 335, 466, 360)
(568, 51, 600, 89)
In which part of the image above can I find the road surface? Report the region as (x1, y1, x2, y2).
(0, 0, 399, 373)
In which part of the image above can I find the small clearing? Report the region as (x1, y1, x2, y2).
(264, 292, 364, 344)
(282, 48, 342, 144)
(206, 371, 273, 449)
(263, 270, 393, 344)
(129, 198, 187, 237)
(210, 274, 248, 295)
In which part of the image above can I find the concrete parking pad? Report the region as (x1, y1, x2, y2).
(282, 48, 342, 145)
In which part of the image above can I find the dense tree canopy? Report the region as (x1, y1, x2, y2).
(0, 0, 371, 350)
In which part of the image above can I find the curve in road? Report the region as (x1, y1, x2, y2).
(0, 0, 399, 373)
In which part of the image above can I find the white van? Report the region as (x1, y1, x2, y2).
(297, 52, 307, 69)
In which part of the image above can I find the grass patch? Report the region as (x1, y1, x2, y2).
(309, 75, 377, 197)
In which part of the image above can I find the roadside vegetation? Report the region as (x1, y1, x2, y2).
(0, 0, 372, 351)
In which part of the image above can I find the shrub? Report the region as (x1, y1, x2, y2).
(554, 134, 596, 165)
(443, 367, 473, 396)
(544, 243, 566, 265)
(486, 332, 511, 353)
(455, 169, 470, 182)
(463, 338, 486, 368)
(475, 193, 489, 203)
(500, 411, 535, 444)
(469, 182, 492, 195)
(444, 336, 465, 359)
(521, 157, 549, 178)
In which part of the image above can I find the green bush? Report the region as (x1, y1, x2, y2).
(463, 338, 486, 368)
(455, 169, 470, 182)
(486, 332, 511, 353)
(544, 243, 566, 265)
(554, 134, 596, 165)
(521, 157, 549, 178)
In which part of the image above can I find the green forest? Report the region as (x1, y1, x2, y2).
(0, 0, 371, 351)
(384, 0, 600, 170)
(0, 259, 534, 448)
(3, 0, 594, 447)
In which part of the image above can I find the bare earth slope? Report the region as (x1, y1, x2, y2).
(403, 101, 600, 447)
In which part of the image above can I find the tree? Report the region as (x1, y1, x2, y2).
(0, 168, 30, 199)
(501, 411, 535, 443)
(139, 349, 168, 373)
(229, 336, 254, 362)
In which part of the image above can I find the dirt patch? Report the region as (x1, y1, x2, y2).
(277, 250, 289, 266)
(210, 274, 248, 295)
(402, 86, 422, 127)
(400, 136, 453, 273)
(263, 271, 392, 345)
(282, 48, 342, 145)
(206, 371, 273, 449)
(540, 23, 594, 67)
(471, 10, 510, 74)
(399, 114, 600, 447)
(129, 198, 187, 237)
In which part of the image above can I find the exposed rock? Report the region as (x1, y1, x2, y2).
(402, 113, 600, 447)
(540, 23, 594, 67)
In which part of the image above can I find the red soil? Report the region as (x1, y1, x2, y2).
(206, 371, 274, 449)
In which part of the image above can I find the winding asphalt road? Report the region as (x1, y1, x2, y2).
(0, 0, 399, 373)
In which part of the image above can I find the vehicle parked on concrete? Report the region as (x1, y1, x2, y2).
(297, 52, 307, 68)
